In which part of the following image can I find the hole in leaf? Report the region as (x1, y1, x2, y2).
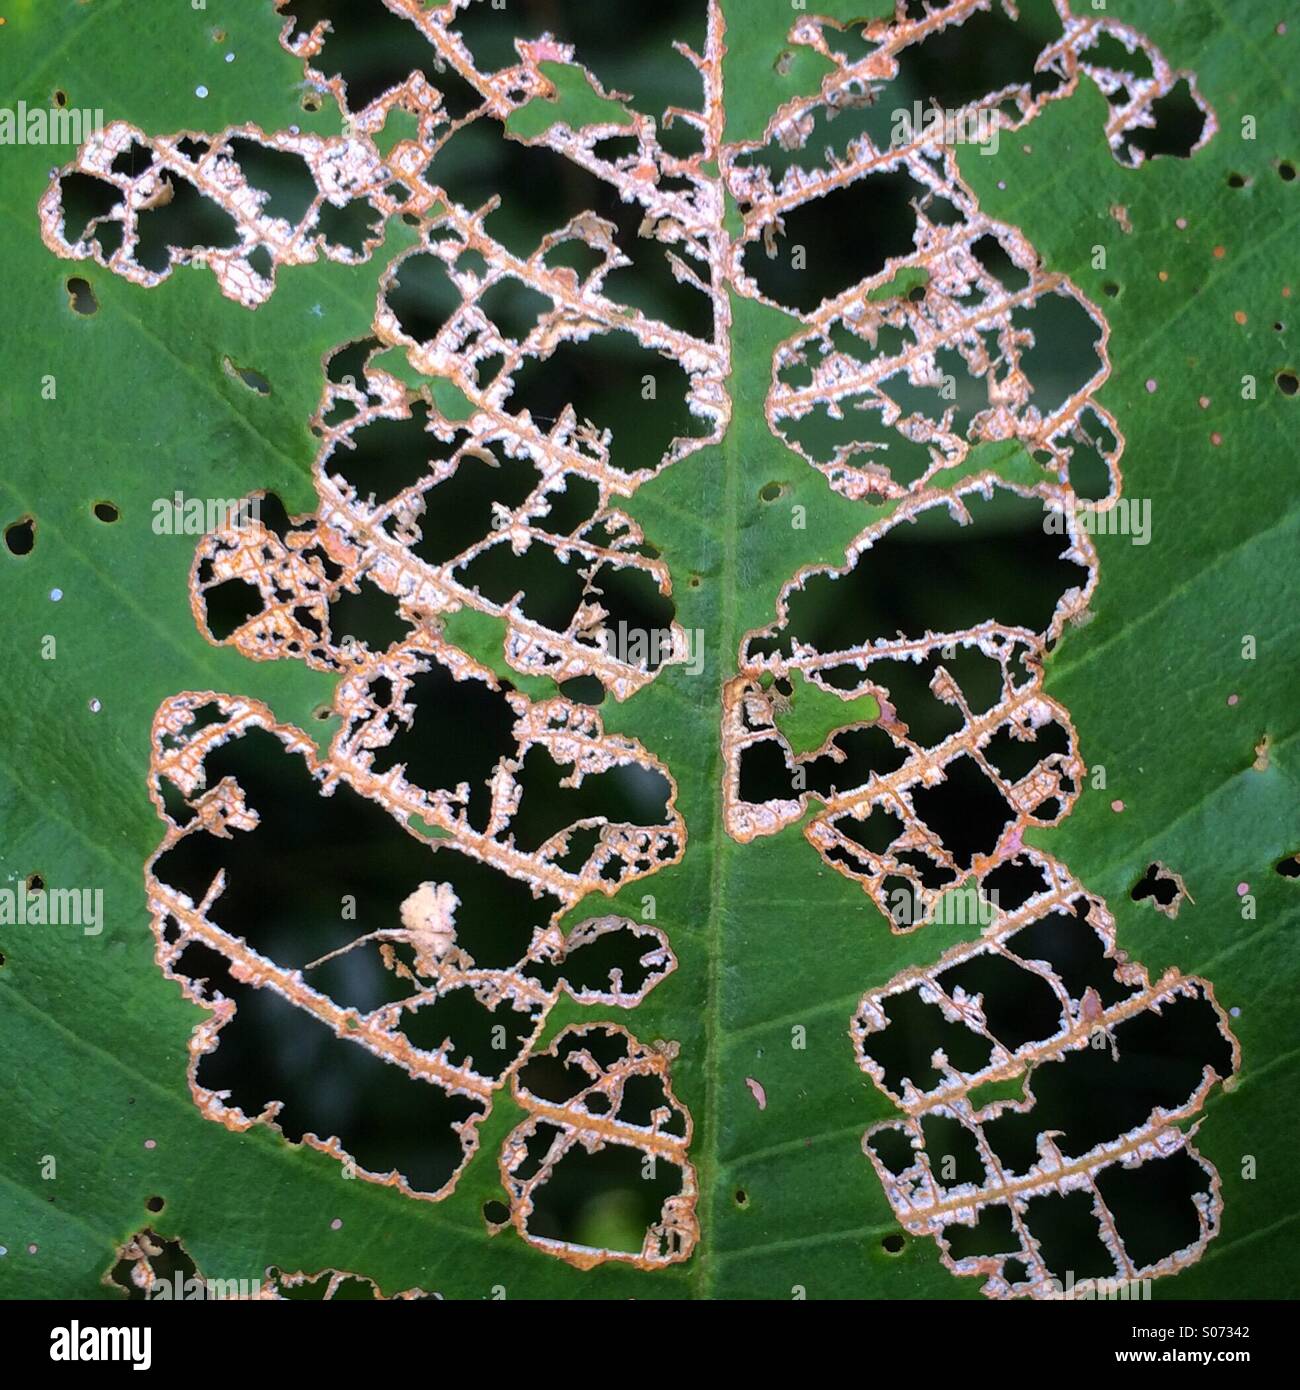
(222, 356, 272, 395)
(66, 276, 98, 314)
(1125, 78, 1206, 160)
(107, 1230, 198, 1299)
(1130, 862, 1186, 915)
(5, 517, 35, 555)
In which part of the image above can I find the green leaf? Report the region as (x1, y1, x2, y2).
(505, 61, 636, 140)
(1, 0, 1294, 1304)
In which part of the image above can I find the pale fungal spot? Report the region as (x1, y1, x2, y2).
(1111, 799, 1125, 812)
(1211, 431, 1223, 445)
(1236, 881, 1250, 896)
(399, 882, 459, 970)
(225, 53, 235, 64)
(88, 697, 102, 713)
(28, 1244, 38, 1255)
(1199, 395, 1212, 408)
(1230, 1006, 1242, 1017)
(143, 1139, 156, 1150)
(50, 588, 63, 602)
(745, 1076, 767, 1110)
(330, 1218, 342, 1231)
(1228, 693, 1239, 706)
(1145, 378, 1158, 393)
(195, 85, 209, 99)
(1176, 216, 1188, 229)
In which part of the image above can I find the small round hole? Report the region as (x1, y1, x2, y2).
(759, 481, 784, 503)
(1280, 161, 1296, 182)
(312, 704, 334, 721)
(66, 277, 98, 315)
(1277, 370, 1298, 396)
(1102, 282, 1120, 298)
(52, 89, 68, 109)
(145, 1195, 165, 1213)
(93, 501, 120, 523)
(1227, 172, 1248, 188)
(301, 91, 322, 112)
(5, 517, 35, 556)
(482, 1200, 509, 1226)
(734, 1189, 749, 1208)
(688, 575, 701, 588)
(881, 1232, 906, 1255)
(26, 874, 45, 893)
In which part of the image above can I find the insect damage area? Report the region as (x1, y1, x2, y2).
(719, 0, 1236, 1299)
(107, 1228, 435, 1299)
(35, 0, 1238, 1292)
(145, 664, 688, 1264)
(853, 852, 1237, 1298)
(111, 0, 737, 1274)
